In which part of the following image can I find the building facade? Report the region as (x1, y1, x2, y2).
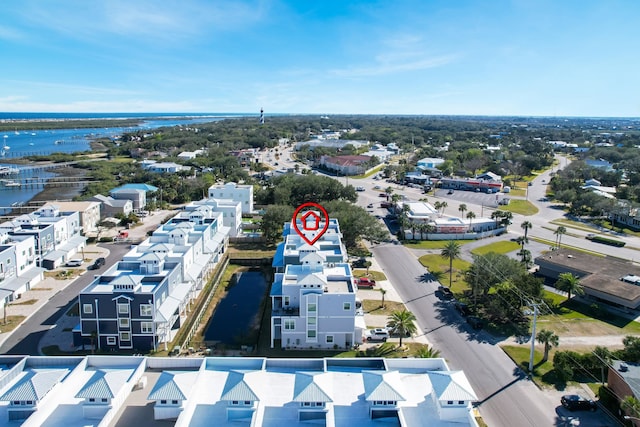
(207, 182, 254, 214)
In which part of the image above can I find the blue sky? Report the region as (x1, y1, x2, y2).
(1, 0, 638, 117)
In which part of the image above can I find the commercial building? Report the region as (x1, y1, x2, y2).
(0, 355, 479, 427)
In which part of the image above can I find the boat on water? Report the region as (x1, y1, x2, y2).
(54, 140, 63, 144)
(0, 166, 19, 175)
(1, 179, 21, 188)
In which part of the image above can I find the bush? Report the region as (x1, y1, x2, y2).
(587, 235, 626, 247)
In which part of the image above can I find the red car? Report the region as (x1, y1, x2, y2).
(355, 277, 376, 288)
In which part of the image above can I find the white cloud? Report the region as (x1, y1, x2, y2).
(329, 54, 458, 77)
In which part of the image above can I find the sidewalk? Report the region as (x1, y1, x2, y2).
(0, 245, 110, 351)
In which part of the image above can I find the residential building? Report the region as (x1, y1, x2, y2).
(89, 194, 133, 219)
(319, 155, 373, 176)
(109, 188, 147, 211)
(0, 233, 43, 311)
(416, 157, 445, 171)
(608, 360, 640, 424)
(74, 208, 229, 352)
(140, 160, 190, 174)
(270, 262, 358, 350)
(295, 139, 369, 151)
(208, 182, 254, 214)
(183, 199, 242, 237)
(0, 355, 479, 427)
(42, 201, 101, 235)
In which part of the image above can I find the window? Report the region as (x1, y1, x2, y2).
(102, 398, 108, 403)
(307, 330, 316, 338)
(343, 302, 351, 310)
(161, 400, 167, 404)
(83, 304, 93, 314)
(172, 400, 178, 405)
(118, 318, 130, 328)
(120, 332, 130, 341)
(106, 337, 116, 345)
(141, 322, 153, 333)
(284, 319, 295, 330)
(308, 303, 316, 312)
(89, 398, 95, 403)
(118, 303, 129, 314)
(283, 296, 290, 306)
(307, 317, 316, 325)
(447, 401, 453, 405)
(326, 335, 334, 344)
(458, 400, 464, 405)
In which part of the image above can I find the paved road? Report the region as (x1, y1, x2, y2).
(0, 243, 131, 355)
(372, 243, 612, 427)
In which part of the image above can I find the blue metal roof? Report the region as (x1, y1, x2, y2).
(113, 183, 159, 192)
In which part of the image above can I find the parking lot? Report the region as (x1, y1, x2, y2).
(434, 188, 509, 208)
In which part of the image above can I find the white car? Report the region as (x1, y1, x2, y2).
(365, 328, 389, 342)
(65, 259, 83, 267)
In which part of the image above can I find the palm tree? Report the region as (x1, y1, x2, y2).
(386, 309, 417, 347)
(440, 201, 448, 216)
(555, 272, 584, 301)
(380, 288, 387, 309)
(554, 226, 567, 249)
(433, 201, 443, 216)
(440, 240, 461, 288)
(414, 345, 441, 358)
(536, 329, 559, 362)
(385, 186, 394, 200)
(515, 235, 528, 251)
(521, 221, 532, 239)
(622, 396, 640, 420)
(593, 346, 612, 384)
(458, 203, 467, 219)
(500, 211, 513, 230)
(491, 210, 502, 227)
(466, 211, 476, 232)
(518, 248, 532, 267)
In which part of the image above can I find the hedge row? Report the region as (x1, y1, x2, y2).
(587, 235, 626, 247)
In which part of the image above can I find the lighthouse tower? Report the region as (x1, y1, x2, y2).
(260, 108, 264, 125)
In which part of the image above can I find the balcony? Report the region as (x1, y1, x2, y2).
(272, 306, 300, 316)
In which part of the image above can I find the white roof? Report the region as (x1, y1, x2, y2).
(429, 371, 477, 402)
(75, 369, 132, 399)
(362, 370, 406, 402)
(148, 371, 198, 401)
(292, 372, 332, 402)
(220, 371, 260, 402)
(0, 368, 69, 401)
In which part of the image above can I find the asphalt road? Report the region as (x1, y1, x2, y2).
(0, 243, 132, 355)
(373, 243, 568, 427)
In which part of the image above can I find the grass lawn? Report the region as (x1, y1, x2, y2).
(405, 239, 474, 249)
(9, 299, 38, 306)
(500, 199, 539, 216)
(0, 316, 26, 333)
(501, 345, 561, 387)
(353, 269, 387, 281)
(538, 291, 640, 336)
(362, 300, 405, 316)
(471, 240, 520, 255)
(418, 254, 471, 291)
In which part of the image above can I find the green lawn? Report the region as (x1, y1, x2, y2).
(501, 345, 560, 387)
(418, 254, 471, 291)
(405, 239, 474, 249)
(471, 240, 520, 255)
(500, 199, 539, 216)
(362, 300, 406, 317)
(353, 270, 387, 281)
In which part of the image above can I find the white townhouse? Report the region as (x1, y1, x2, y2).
(0, 233, 44, 318)
(75, 208, 229, 352)
(270, 262, 357, 350)
(33, 205, 86, 269)
(183, 198, 242, 237)
(0, 356, 479, 427)
(208, 182, 254, 214)
(41, 201, 101, 235)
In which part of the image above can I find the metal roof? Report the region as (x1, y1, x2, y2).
(429, 371, 477, 402)
(362, 371, 406, 402)
(0, 369, 68, 402)
(292, 372, 332, 403)
(148, 371, 198, 401)
(75, 369, 131, 399)
(220, 371, 259, 402)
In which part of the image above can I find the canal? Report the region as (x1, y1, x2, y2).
(204, 269, 268, 347)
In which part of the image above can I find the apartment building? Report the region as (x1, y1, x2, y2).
(0, 233, 43, 313)
(183, 198, 242, 237)
(0, 355, 479, 427)
(207, 182, 254, 214)
(74, 209, 229, 352)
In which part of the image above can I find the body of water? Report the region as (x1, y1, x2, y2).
(0, 112, 252, 213)
(204, 270, 268, 346)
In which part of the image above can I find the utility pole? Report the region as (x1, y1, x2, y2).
(528, 303, 540, 375)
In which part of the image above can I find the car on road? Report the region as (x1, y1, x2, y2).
(438, 286, 454, 300)
(447, 189, 454, 195)
(467, 316, 483, 330)
(365, 328, 389, 342)
(88, 257, 106, 270)
(378, 193, 387, 197)
(374, 185, 381, 189)
(355, 277, 376, 288)
(561, 395, 597, 411)
(65, 259, 83, 267)
(367, 203, 374, 208)
(356, 186, 365, 192)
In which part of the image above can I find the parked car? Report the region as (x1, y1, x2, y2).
(561, 395, 597, 411)
(367, 203, 374, 208)
(378, 193, 387, 197)
(467, 316, 483, 330)
(355, 277, 376, 288)
(365, 328, 389, 342)
(439, 286, 454, 300)
(351, 258, 368, 269)
(447, 189, 454, 195)
(65, 259, 83, 267)
(89, 257, 106, 270)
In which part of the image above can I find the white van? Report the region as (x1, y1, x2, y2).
(503, 186, 511, 193)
